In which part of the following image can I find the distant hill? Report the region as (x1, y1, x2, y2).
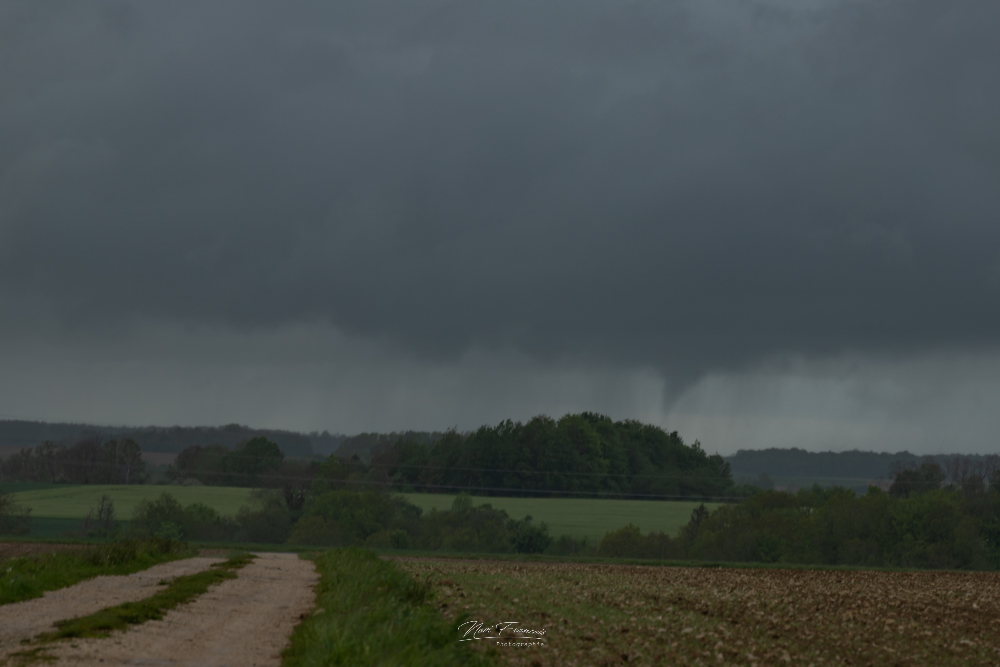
(0, 420, 346, 459)
(725, 448, 921, 480)
(725, 447, 998, 483)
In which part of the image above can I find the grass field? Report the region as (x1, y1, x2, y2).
(401, 493, 722, 542)
(6, 485, 254, 522)
(397, 557, 1000, 666)
(4, 484, 719, 544)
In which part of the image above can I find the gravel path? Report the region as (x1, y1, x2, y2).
(0, 556, 223, 657)
(38, 552, 318, 667)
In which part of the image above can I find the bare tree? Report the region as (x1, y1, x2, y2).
(0, 489, 31, 535)
(81, 494, 116, 536)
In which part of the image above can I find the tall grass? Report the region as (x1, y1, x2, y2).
(282, 548, 493, 667)
(0, 539, 192, 606)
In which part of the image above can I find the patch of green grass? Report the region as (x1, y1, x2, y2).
(400, 493, 723, 542)
(10, 485, 255, 521)
(33, 552, 253, 641)
(0, 482, 79, 494)
(24, 517, 97, 539)
(0, 540, 192, 606)
(281, 548, 494, 667)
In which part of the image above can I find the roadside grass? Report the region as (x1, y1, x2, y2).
(32, 552, 253, 641)
(0, 539, 192, 606)
(282, 548, 494, 667)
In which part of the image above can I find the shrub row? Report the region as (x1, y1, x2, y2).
(128, 490, 553, 554)
(597, 481, 1000, 569)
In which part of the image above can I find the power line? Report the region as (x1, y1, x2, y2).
(0, 456, 963, 492)
(0, 454, 741, 483)
(4, 443, 990, 488)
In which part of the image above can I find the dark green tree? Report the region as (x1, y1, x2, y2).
(889, 462, 946, 498)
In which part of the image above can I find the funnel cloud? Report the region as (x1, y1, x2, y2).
(1, 0, 998, 453)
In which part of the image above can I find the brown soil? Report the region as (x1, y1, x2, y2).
(0, 557, 223, 657)
(396, 558, 1000, 667)
(36, 552, 318, 667)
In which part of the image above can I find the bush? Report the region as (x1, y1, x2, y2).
(510, 516, 552, 554)
(598, 523, 681, 559)
(598, 523, 646, 558)
(287, 490, 552, 553)
(417, 503, 516, 553)
(287, 515, 343, 546)
(129, 492, 237, 542)
(296, 490, 420, 546)
(236, 490, 292, 543)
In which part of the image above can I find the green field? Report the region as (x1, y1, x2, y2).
(6, 485, 254, 522)
(4, 484, 720, 543)
(401, 493, 722, 541)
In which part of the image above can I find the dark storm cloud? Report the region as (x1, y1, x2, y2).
(1, 0, 999, 383)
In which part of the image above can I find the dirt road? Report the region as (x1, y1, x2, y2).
(37, 552, 318, 667)
(0, 556, 224, 656)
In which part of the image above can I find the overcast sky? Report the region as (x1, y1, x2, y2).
(1, 0, 998, 454)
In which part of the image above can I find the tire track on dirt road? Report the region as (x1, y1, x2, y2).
(39, 552, 318, 667)
(0, 557, 224, 657)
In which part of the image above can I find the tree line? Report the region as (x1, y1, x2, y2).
(598, 462, 1000, 569)
(0, 419, 326, 457)
(108, 488, 553, 554)
(1, 437, 146, 484)
(0, 419, 451, 460)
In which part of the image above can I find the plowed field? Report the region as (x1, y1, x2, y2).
(395, 558, 1000, 666)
